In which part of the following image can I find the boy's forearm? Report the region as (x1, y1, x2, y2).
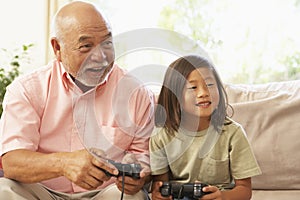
(221, 185, 252, 200)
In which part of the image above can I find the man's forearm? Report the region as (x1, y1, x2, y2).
(2, 149, 65, 183)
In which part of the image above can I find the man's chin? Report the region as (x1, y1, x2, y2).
(80, 80, 100, 87)
(75, 77, 100, 89)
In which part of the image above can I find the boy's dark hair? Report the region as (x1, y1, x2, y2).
(155, 54, 229, 135)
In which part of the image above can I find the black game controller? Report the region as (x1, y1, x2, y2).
(101, 159, 142, 179)
(160, 182, 210, 199)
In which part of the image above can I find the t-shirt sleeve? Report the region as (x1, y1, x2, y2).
(149, 128, 170, 175)
(230, 125, 262, 179)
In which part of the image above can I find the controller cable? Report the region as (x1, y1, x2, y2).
(120, 165, 125, 200)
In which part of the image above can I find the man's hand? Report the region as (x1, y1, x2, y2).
(1, 148, 117, 190)
(61, 149, 118, 190)
(115, 153, 151, 195)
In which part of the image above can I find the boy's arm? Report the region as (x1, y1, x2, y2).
(202, 178, 252, 200)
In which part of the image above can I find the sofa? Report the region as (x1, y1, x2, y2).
(1, 80, 299, 199)
(225, 80, 300, 200)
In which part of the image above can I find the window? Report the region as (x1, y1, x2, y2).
(1, 0, 299, 84)
(0, 0, 46, 72)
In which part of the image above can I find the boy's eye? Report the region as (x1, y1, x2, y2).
(187, 86, 197, 90)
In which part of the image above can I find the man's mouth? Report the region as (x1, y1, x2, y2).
(86, 67, 106, 73)
(84, 61, 109, 74)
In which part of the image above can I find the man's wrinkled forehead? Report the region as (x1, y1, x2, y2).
(78, 32, 112, 44)
(58, 13, 112, 36)
(96, 20, 112, 38)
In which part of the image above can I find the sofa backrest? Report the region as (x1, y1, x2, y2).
(225, 80, 300, 190)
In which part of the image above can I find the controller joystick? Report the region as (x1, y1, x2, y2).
(101, 159, 142, 179)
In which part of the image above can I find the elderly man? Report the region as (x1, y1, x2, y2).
(0, 1, 154, 199)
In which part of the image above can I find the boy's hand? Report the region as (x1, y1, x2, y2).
(151, 181, 172, 200)
(200, 185, 222, 200)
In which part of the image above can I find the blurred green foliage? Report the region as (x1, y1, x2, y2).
(158, 0, 300, 84)
(0, 44, 34, 116)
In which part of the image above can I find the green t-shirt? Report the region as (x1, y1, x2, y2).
(150, 118, 261, 190)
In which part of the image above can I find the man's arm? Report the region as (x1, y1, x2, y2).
(2, 149, 118, 190)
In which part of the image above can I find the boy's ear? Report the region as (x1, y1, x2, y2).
(51, 38, 61, 61)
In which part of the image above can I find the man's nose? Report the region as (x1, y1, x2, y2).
(90, 45, 107, 62)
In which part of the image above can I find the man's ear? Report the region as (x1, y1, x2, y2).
(51, 37, 61, 61)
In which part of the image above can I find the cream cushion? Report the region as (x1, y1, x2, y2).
(225, 80, 300, 190)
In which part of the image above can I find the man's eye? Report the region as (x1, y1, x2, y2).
(207, 83, 214, 87)
(101, 41, 113, 49)
(78, 44, 93, 52)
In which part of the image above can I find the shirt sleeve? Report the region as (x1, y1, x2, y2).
(0, 80, 41, 156)
(229, 125, 262, 179)
(127, 86, 155, 166)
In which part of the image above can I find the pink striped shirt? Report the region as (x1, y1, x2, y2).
(0, 60, 154, 193)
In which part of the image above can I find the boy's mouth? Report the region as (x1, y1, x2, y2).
(195, 101, 211, 108)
